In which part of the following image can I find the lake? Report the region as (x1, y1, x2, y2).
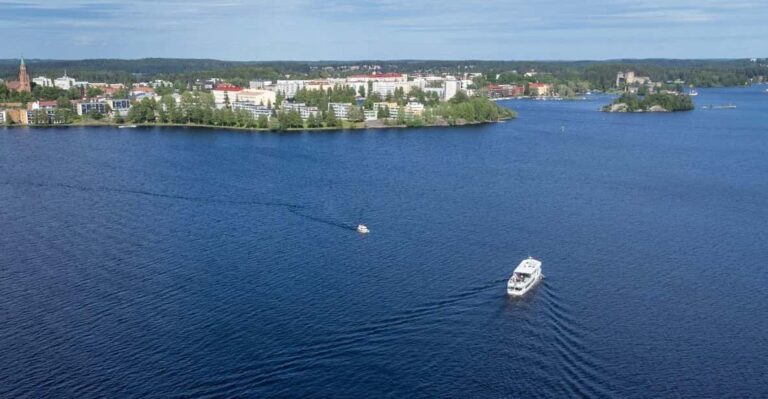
(1, 86, 767, 398)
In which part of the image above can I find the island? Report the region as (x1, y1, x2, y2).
(602, 93, 695, 113)
(1, 58, 515, 131)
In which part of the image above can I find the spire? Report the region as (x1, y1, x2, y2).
(18, 54, 30, 92)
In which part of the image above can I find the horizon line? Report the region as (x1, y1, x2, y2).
(0, 57, 765, 63)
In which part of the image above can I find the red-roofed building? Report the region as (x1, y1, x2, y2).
(214, 83, 243, 92)
(487, 84, 525, 98)
(31, 100, 58, 109)
(102, 86, 120, 96)
(131, 86, 155, 93)
(212, 84, 244, 108)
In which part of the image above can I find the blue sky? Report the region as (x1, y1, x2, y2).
(1, 0, 766, 60)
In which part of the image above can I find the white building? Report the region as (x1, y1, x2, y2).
(373, 102, 400, 119)
(281, 101, 320, 119)
(363, 110, 377, 121)
(371, 81, 413, 97)
(236, 89, 277, 107)
(75, 101, 108, 116)
(410, 77, 429, 90)
(443, 80, 460, 101)
(328, 103, 353, 120)
(249, 80, 272, 90)
(341, 78, 367, 94)
(232, 102, 273, 119)
(150, 80, 173, 88)
(73, 99, 129, 116)
(404, 102, 425, 118)
(106, 99, 131, 116)
(0, 110, 7, 124)
(274, 80, 306, 99)
(424, 87, 444, 99)
(32, 76, 53, 87)
(54, 73, 76, 90)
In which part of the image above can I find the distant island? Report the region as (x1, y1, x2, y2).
(603, 93, 695, 113)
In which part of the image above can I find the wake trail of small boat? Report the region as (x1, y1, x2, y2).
(2, 180, 371, 233)
(285, 207, 357, 231)
(175, 278, 505, 398)
(0, 180, 307, 212)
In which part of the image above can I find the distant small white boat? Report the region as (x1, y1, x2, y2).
(507, 257, 543, 297)
(689, 89, 699, 96)
(357, 224, 370, 234)
(118, 124, 137, 129)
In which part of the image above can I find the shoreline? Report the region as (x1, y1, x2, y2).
(1, 118, 511, 133)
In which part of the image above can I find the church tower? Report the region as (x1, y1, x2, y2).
(18, 57, 31, 92)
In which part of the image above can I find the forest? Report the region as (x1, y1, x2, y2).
(2, 58, 765, 92)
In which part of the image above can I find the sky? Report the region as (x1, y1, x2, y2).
(0, 0, 766, 60)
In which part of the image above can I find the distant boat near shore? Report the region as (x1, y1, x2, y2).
(701, 104, 736, 110)
(118, 125, 137, 129)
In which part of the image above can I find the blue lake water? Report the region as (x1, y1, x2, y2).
(1, 86, 767, 398)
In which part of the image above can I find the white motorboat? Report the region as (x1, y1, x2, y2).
(357, 224, 370, 234)
(507, 257, 542, 297)
(118, 124, 137, 129)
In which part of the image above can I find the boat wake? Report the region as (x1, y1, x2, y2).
(1, 180, 359, 232)
(538, 284, 619, 398)
(171, 278, 507, 398)
(285, 207, 357, 232)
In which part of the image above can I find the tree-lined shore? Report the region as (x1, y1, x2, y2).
(122, 90, 515, 130)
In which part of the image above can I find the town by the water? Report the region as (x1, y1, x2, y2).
(4, 58, 764, 130)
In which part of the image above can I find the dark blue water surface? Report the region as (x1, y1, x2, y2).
(1, 86, 767, 398)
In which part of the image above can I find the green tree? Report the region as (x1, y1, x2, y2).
(347, 106, 364, 122)
(114, 87, 130, 99)
(325, 107, 339, 127)
(31, 109, 50, 125)
(54, 108, 73, 124)
(257, 114, 269, 129)
(86, 108, 104, 120)
(377, 106, 390, 119)
(128, 98, 157, 123)
(306, 113, 318, 128)
(86, 86, 104, 98)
